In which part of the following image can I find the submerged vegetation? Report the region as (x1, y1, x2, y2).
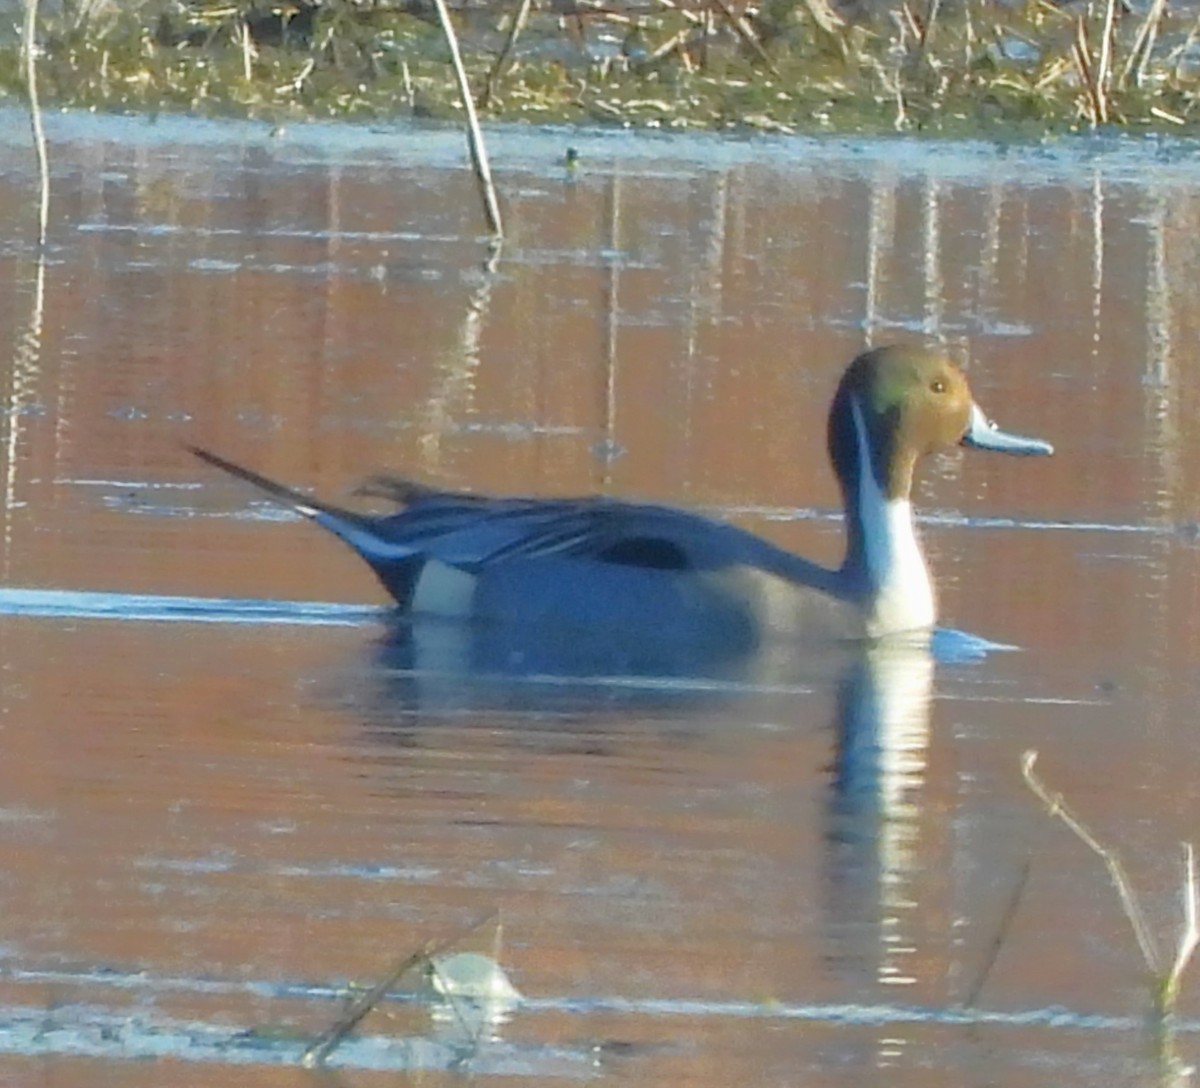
(6, 0, 1200, 137)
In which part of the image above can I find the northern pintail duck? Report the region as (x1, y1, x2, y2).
(191, 345, 1051, 644)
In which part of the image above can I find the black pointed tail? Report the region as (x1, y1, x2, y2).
(189, 445, 426, 608)
(188, 445, 329, 518)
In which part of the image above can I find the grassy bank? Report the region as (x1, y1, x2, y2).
(2, 0, 1199, 135)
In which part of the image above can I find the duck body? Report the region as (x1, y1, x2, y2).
(191, 345, 1052, 646)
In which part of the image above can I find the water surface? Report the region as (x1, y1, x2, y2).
(1, 110, 1199, 1084)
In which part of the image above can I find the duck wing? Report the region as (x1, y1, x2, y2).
(346, 472, 832, 580)
(372, 494, 726, 570)
(190, 448, 839, 595)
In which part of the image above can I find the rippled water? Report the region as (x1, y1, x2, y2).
(1, 109, 1199, 1085)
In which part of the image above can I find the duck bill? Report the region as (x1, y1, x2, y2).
(961, 403, 1053, 456)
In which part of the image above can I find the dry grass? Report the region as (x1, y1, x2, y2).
(4, 0, 1200, 133)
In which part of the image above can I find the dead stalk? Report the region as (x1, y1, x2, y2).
(401, 59, 414, 109)
(803, 0, 846, 37)
(301, 941, 441, 1068)
(1119, 0, 1167, 90)
(1033, 55, 1070, 91)
(1095, 0, 1118, 106)
(288, 55, 316, 93)
(651, 0, 705, 28)
(1150, 105, 1185, 125)
(22, 0, 48, 249)
(482, 0, 534, 107)
(893, 78, 908, 129)
(1022, 750, 1200, 1019)
(1159, 843, 1199, 1012)
(960, 859, 1031, 1008)
(709, 0, 781, 77)
(1167, 9, 1200, 82)
(871, 49, 908, 129)
(1072, 15, 1106, 126)
(301, 913, 498, 1068)
(647, 27, 692, 65)
(239, 15, 253, 81)
(432, 0, 504, 237)
(1022, 750, 1158, 969)
(921, 0, 942, 50)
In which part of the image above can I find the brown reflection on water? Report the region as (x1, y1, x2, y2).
(2, 118, 1200, 1083)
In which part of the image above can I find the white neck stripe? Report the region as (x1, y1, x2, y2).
(849, 396, 936, 635)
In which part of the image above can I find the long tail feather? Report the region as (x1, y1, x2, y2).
(188, 445, 328, 518)
(190, 445, 427, 605)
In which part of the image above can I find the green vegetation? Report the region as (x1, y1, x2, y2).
(4, 0, 1200, 135)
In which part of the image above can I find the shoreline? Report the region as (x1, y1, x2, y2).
(2, 0, 1199, 137)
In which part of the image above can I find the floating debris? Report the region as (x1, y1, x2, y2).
(302, 912, 511, 1069)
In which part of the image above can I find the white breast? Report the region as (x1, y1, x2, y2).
(866, 497, 935, 637)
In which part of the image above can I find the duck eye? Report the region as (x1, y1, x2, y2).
(930, 378, 947, 394)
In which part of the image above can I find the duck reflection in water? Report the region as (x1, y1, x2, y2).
(326, 624, 952, 1043)
(360, 618, 952, 993)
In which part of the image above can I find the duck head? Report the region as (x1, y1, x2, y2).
(827, 345, 1052, 635)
